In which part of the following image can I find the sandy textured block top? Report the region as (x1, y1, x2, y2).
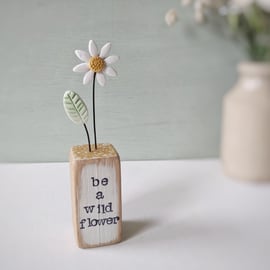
(70, 144, 119, 160)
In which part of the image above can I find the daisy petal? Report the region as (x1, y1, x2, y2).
(75, 50, 90, 62)
(104, 55, 119, 65)
(83, 70, 94, 85)
(104, 66, 117, 77)
(73, 63, 89, 73)
(99, 42, 111, 58)
(88, 40, 98, 57)
(96, 72, 106, 87)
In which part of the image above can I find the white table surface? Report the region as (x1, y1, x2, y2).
(1, 160, 270, 270)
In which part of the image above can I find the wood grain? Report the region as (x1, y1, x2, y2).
(70, 143, 122, 248)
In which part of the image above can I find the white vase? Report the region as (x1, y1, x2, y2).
(221, 62, 270, 181)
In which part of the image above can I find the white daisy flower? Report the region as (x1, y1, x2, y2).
(73, 40, 119, 87)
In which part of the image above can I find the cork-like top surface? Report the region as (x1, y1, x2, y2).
(70, 143, 118, 160)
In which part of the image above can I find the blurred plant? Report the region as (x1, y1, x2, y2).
(181, 0, 228, 23)
(165, 9, 178, 26)
(166, 0, 270, 61)
(228, 2, 270, 61)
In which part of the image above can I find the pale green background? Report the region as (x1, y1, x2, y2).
(0, 0, 245, 162)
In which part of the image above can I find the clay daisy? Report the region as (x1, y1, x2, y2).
(71, 40, 120, 150)
(73, 40, 119, 86)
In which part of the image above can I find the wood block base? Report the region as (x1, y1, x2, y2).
(69, 143, 122, 248)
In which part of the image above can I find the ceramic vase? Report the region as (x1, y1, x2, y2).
(221, 62, 270, 181)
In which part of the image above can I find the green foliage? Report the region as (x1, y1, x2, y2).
(228, 4, 270, 61)
(63, 91, 88, 125)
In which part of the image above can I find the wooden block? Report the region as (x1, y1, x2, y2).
(69, 143, 122, 248)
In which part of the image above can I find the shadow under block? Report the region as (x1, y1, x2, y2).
(70, 144, 122, 248)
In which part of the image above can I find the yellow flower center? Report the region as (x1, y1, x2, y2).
(89, 56, 105, 73)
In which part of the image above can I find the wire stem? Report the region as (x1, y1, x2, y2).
(92, 72, 97, 150)
(83, 123, 91, 152)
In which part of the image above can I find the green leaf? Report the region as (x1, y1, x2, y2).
(63, 91, 88, 125)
